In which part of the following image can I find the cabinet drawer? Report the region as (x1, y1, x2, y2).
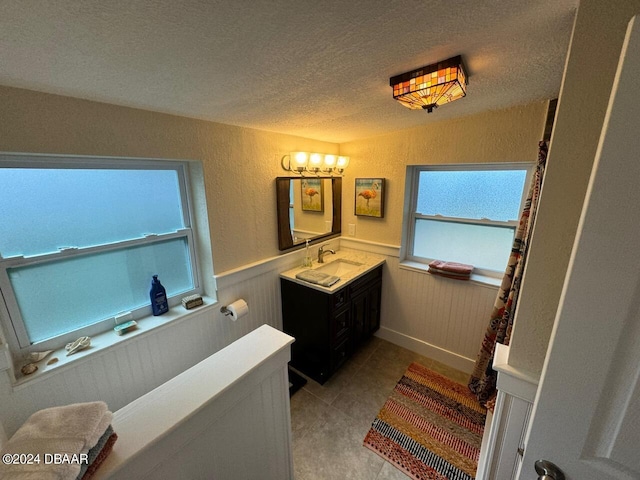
(332, 307, 350, 341)
(331, 288, 349, 310)
(331, 336, 351, 372)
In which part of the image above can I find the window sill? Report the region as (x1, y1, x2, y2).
(10, 296, 218, 390)
(399, 261, 502, 288)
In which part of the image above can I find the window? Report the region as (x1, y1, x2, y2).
(403, 164, 532, 277)
(0, 154, 202, 352)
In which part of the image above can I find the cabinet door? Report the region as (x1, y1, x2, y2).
(351, 289, 368, 349)
(281, 278, 332, 384)
(367, 280, 382, 336)
(352, 278, 382, 347)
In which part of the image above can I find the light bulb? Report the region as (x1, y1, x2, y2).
(309, 153, 323, 171)
(336, 156, 350, 170)
(290, 152, 309, 172)
(323, 155, 337, 173)
(323, 155, 337, 169)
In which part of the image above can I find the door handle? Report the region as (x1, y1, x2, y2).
(535, 460, 565, 480)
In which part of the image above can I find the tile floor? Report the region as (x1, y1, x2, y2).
(289, 336, 470, 480)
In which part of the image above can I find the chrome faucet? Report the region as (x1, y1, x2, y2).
(317, 244, 336, 263)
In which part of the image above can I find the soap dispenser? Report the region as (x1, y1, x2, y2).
(150, 275, 169, 316)
(302, 239, 313, 268)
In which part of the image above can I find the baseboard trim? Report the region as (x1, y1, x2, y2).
(376, 326, 475, 374)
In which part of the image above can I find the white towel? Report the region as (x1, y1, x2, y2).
(0, 401, 112, 479)
(295, 270, 340, 286)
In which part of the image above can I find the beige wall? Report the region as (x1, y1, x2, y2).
(340, 102, 548, 246)
(0, 85, 338, 273)
(508, 0, 640, 376)
(0, 85, 548, 273)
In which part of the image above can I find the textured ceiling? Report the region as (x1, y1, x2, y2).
(0, 0, 578, 143)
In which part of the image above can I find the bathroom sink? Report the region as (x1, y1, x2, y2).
(315, 259, 363, 276)
(281, 251, 385, 293)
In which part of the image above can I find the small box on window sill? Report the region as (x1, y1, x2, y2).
(182, 294, 204, 310)
(114, 320, 138, 336)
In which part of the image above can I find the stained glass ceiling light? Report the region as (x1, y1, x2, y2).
(390, 55, 467, 113)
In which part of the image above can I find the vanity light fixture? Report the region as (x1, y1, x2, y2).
(281, 152, 350, 175)
(390, 55, 467, 113)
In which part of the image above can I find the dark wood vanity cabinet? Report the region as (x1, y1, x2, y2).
(281, 265, 382, 384)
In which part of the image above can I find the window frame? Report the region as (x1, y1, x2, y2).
(402, 162, 534, 278)
(0, 153, 203, 354)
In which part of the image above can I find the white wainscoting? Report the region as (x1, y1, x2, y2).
(94, 325, 294, 480)
(0, 236, 497, 438)
(476, 343, 539, 480)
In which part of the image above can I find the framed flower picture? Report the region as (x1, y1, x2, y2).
(301, 178, 324, 212)
(355, 178, 385, 218)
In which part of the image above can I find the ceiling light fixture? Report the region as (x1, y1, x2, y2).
(281, 152, 350, 176)
(390, 55, 468, 113)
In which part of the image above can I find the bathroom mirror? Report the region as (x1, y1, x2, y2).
(276, 177, 342, 251)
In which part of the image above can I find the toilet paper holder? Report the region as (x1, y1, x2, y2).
(220, 299, 249, 321)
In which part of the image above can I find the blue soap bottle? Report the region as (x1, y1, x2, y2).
(150, 275, 169, 316)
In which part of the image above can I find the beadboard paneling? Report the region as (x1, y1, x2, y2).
(341, 239, 498, 373)
(93, 326, 293, 480)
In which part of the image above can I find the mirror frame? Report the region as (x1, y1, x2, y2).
(276, 176, 342, 251)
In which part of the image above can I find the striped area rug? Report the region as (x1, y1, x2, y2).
(364, 363, 486, 480)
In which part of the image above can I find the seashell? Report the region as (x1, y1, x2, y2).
(21, 363, 38, 375)
(47, 357, 59, 366)
(65, 336, 91, 356)
(27, 350, 53, 363)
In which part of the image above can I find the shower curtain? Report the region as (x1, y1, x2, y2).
(468, 140, 548, 407)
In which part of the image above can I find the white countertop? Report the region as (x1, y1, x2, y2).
(279, 250, 385, 293)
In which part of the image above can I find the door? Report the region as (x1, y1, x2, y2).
(521, 15, 640, 480)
